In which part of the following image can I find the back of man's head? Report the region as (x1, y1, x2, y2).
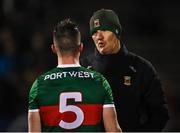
(53, 19, 81, 55)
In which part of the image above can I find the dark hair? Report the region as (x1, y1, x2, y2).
(53, 18, 81, 54)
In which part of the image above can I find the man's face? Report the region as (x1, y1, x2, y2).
(92, 30, 119, 55)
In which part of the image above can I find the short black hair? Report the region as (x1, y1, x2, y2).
(53, 18, 81, 54)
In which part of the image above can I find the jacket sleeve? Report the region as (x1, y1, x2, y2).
(139, 61, 169, 131)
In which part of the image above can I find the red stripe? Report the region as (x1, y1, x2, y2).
(40, 104, 103, 126)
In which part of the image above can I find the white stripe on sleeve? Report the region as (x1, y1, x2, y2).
(28, 109, 39, 112)
(103, 104, 115, 108)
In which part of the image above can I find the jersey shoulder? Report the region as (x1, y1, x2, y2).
(80, 66, 105, 80)
(37, 67, 59, 81)
(80, 66, 110, 90)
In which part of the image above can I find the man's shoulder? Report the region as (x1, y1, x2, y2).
(36, 67, 58, 81)
(129, 52, 152, 66)
(80, 66, 104, 78)
(128, 52, 156, 73)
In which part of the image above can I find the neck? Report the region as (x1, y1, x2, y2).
(57, 55, 80, 65)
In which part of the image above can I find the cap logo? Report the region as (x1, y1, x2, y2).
(94, 19, 100, 28)
(124, 76, 131, 86)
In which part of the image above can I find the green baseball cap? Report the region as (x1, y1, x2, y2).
(90, 9, 122, 39)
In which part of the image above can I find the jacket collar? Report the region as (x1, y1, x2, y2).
(57, 64, 81, 68)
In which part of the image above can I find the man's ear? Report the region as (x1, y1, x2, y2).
(51, 44, 57, 54)
(79, 43, 83, 53)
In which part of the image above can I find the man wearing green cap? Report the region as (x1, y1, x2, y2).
(81, 9, 169, 131)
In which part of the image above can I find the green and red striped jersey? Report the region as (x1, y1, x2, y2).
(28, 64, 114, 132)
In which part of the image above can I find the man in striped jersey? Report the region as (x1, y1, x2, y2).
(28, 18, 121, 132)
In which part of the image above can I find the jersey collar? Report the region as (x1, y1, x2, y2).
(57, 64, 81, 68)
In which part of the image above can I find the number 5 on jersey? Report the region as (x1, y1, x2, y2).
(59, 92, 84, 129)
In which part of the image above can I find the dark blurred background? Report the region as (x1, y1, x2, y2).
(0, 0, 180, 131)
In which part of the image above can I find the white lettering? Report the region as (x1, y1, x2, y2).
(89, 73, 94, 78)
(57, 72, 62, 78)
(69, 71, 77, 77)
(84, 72, 90, 78)
(44, 75, 50, 80)
(78, 71, 83, 78)
(50, 73, 56, 80)
(44, 71, 94, 80)
(62, 72, 67, 77)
